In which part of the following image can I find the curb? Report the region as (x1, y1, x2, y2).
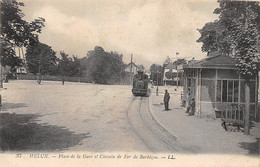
(148, 93, 178, 140)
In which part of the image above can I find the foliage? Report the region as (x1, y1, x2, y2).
(197, 0, 260, 76)
(149, 63, 163, 85)
(26, 42, 57, 75)
(0, 38, 22, 72)
(231, 5, 259, 76)
(173, 58, 187, 66)
(163, 56, 172, 67)
(137, 64, 145, 71)
(84, 46, 125, 84)
(1, 0, 45, 47)
(56, 52, 82, 77)
(165, 71, 173, 79)
(0, 0, 45, 68)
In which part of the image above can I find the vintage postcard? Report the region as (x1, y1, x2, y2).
(0, 0, 259, 166)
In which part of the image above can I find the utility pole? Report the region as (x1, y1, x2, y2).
(156, 70, 159, 96)
(176, 69, 179, 88)
(130, 54, 133, 73)
(176, 52, 179, 89)
(130, 54, 133, 84)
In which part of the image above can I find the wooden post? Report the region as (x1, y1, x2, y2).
(244, 81, 250, 135)
(255, 74, 259, 121)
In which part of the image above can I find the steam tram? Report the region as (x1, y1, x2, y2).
(132, 70, 149, 96)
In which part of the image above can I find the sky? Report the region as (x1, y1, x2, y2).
(19, 0, 219, 69)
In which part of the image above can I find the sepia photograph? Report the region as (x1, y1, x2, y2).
(0, 0, 259, 166)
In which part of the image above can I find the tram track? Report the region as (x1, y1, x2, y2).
(126, 96, 183, 154)
(126, 97, 153, 151)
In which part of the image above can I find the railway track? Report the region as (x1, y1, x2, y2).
(126, 96, 184, 154)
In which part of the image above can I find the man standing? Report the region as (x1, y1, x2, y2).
(164, 90, 170, 111)
(185, 88, 191, 113)
(188, 98, 195, 116)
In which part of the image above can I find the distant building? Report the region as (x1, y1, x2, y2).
(183, 54, 259, 120)
(16, 66, 27, 74)
(125, 62, 138, 75)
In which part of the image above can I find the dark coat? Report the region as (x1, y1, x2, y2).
(164, 92, 170, 102)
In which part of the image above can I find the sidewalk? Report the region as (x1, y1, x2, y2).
(149, 87, 260, 156)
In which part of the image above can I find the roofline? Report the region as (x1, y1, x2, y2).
(183, 64, 238, 70)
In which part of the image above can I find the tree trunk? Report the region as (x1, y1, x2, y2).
(244, 81, 250, 135)
(0, 65, 3, 88)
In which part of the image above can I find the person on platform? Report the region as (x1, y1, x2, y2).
(164, 90, 170, 111)
(188, 98, 196, 116)
(185, 88, 191, 113)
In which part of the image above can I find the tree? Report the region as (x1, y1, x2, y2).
(137, 64, 145, 71)
(0, 38, 22, 72)
(197, 1, 260, 59)
(1, 0, 45, 47)
(165, 71, 174, 80)
(149, 64, 163, 85)
(57, 52, 73, 77)
(85, 46, 125, 84)
(197, 0, 260, 134)
(163, 56, 172, 67)
(0, 0, 45, 68)
(26, 42, 57, 75)
(173, 58, 187, 66)
(71, 56, 81, 77)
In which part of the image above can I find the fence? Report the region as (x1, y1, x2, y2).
(221, 104, 245, 131)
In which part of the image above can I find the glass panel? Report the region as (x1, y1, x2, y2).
(201, 80, 215, 102)
(188, 69, 192, 77)
(193, 79, 196, 99)
(222, 80, 228, 102)
(228, 81, 233, 102)
(240, 81, 245, 103)
(250, 81, 256, 103)
(250, 104, 256, 121)
(216, 80, 222, 102)
(188, 78, 191, 87)
(217, 69, 239, 79)
(201, 69, 216, 79)
(234, 81, 239, 102)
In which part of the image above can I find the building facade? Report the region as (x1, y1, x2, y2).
(125, 62, 138, 75)
(183, 54, 259, 121)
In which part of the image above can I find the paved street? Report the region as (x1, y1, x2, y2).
(0, 80, 148, 152)
(0, 80, 259, 157)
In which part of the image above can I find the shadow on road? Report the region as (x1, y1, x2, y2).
(1, 102, 27, 111)
(0, 113, 91, 151)
(152, 104, 162, 107)
(239, 138, 260, 156)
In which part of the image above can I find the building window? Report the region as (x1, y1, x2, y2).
(217, 69, 239, 79)
(216, 80, 239, 102)
(201, 69, 216, 79)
